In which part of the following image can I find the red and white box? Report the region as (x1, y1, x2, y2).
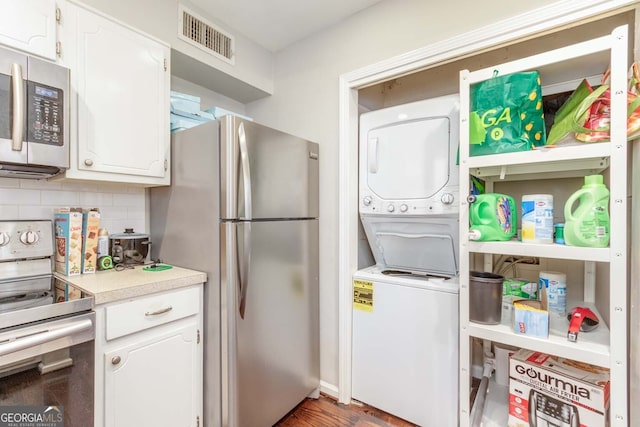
(508, 349, 610, 427)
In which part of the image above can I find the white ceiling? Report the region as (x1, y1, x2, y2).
(189, 0, 385, 52)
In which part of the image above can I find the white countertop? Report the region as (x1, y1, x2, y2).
(54, 264, 207, 305)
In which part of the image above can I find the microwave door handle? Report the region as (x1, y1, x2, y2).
(10, 63, 25, 152)
(237, 122, 252, 220)
(0, 318, 93, 357)
(368, 137, 378, 173)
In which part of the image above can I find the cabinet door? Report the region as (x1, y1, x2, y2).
(104, 322, 201, 427)
(73, 4, 169, 180)
(0, 0, 57, 60)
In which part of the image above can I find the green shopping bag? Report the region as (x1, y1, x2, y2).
(469, 71, 547, 156)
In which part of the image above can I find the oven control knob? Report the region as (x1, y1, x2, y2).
(441, 193, 455, 205)
(387, 204, 395, 213)
(400, 204, 408, 212)
(0, 231, 9, 246)
(20, 230, 39, 245)
(363, 196, 372, 206)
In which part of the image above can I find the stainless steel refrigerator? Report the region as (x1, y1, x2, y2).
(150, 116, 320, 427)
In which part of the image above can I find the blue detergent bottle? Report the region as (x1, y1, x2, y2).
(468, 193, 517, 241)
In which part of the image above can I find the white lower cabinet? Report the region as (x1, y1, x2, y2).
(95, 285, 203, 427)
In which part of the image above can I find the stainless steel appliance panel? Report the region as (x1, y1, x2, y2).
(25, 54, 69, 169)
(221, 219, 319, 427)
(0, 45, 69, 178)
(220, 116, 319, 220)
(149, 119, 222, 427)
(0, 48, 27, 165)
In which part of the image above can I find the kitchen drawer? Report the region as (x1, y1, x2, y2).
(105, 286, 199, 340)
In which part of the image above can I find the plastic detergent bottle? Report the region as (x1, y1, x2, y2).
(468, 193, 516, 241)
(563, 175, 610, 247)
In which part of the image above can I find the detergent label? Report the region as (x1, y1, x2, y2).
(353, 279, 373, 312)
(522, 196, 554, 243)
(496, 196, 514, 234)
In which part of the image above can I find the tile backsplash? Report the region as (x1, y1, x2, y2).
(0, 178, 147, 234)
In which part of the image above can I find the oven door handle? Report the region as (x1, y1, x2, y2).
(0, 318, 93, 357)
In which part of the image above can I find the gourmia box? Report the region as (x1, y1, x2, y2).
(508, 349, 610, 427)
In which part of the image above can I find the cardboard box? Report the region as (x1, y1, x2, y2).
(503, 278, 537, 299)
(81, 209, 101, 274)
(508, 349, 610, 427)
(513, 286, 549, 338)
(54, 208, 83, 276)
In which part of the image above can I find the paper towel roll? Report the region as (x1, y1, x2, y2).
(493, 343, 519, 386)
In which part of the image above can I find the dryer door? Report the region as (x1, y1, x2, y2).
(366, 117, 451, 200)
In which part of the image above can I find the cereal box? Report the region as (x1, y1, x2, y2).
(81, 209, 101, 274)
(54, 279, 84, 301)
(54, 208, 83, 276)
(508, 349, 610, 427)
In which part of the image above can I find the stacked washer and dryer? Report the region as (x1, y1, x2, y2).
(352, 94, 460, 427)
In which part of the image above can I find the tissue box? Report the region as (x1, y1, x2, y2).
(81, 209, 101, 274)
(508, 349, 610, 427)
(513, 290, 549, 338)
(54, 208, 83, 276)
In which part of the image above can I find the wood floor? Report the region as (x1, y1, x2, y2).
(275, 394, 416, 427)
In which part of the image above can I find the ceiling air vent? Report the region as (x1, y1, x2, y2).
(178, 4, 235, 65)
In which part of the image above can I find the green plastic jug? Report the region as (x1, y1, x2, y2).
(468, 193, 516, 241)
(563, 175, 610, 247)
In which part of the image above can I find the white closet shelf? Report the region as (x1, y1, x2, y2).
(465, 143, 610, 182)
(467, 302, 610, 367)
(480, 379, 509, 427)
(466, 241, 610, 262)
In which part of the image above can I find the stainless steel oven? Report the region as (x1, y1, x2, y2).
(0, 220, 94, 427)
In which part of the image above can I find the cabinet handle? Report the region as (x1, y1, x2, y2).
(111, 356, 121, 365)
(145, 306, 173, 316)
(84, 159, 93, 166)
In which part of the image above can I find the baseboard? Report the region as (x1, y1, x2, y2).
(320, 380, 340, 399)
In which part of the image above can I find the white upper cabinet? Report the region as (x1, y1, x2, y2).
(58, 1, 170, 186)
(0, 0, 58, 60)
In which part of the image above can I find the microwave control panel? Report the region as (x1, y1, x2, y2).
(27, 81, 64, 146)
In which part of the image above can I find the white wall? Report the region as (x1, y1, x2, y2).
(77, 0, 274, 99)
(245, 0, 561, 389)
(0, 178, 147, 234)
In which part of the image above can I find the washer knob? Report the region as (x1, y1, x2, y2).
(400, 204, 408, 212)
(20, 230, 39, 245)
(387, 204, 395, 213)
(0, 232, 9, 246)
(441, 193, 455, 205)
(363, 196, 372, 206)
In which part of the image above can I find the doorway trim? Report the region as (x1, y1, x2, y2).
(337, 0, 637, 404)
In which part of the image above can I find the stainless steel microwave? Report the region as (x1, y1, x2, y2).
(0, 45, 69, 178)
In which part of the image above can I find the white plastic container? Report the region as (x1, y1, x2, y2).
(521, 194, 554, 244)
(539, 271, 567, 315)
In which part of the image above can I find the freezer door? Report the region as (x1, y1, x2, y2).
(221, 219, 319, 427)
(220, 116, 319, 220)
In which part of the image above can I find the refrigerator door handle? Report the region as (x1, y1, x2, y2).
(237, 223, 251, 319)
(238, 122, 253, 220)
